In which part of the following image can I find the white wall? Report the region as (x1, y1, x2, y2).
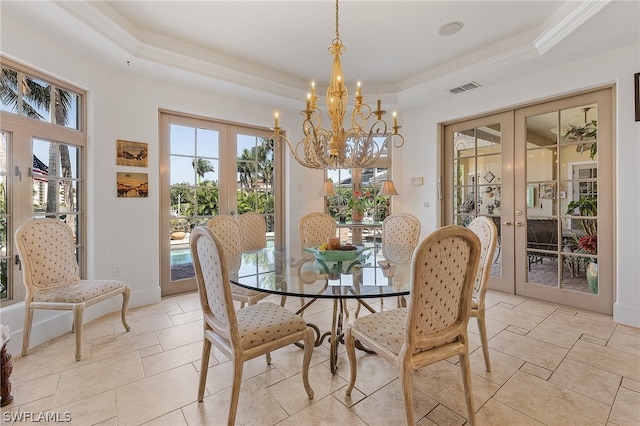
(2, 11, 638, 358)
(401, 43, 640, 327)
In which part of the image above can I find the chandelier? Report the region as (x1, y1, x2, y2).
(272, 0, 404, 169)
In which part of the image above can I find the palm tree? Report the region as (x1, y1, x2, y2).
(1, 68, 74, 216)
(192, 158, 215, 184)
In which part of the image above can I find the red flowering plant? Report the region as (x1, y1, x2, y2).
(577, 235, 597, 255)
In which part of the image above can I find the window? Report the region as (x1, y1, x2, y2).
(0, 58, 85, 305)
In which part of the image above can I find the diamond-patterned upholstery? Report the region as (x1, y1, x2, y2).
(206, 215, 269, 307)
(299, 212, 336, 260)
(190, 226, 314, 425)
(467, 216, 498, 371)
(381, 213, 421, 265)
(15, 219, 131, 361)
(237, 212, 268, 252)
(345, 225, 481, 425)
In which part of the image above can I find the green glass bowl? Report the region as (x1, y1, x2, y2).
(304, 245, 369, 262)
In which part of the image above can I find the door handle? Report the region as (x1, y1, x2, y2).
(503, 220, 512, 226)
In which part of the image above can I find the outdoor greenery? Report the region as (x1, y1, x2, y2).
(170, 137, 275, 232)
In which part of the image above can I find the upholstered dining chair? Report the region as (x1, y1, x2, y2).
(206, 215, 269, 309)
(467, 216, 498, 372)
(15, 219, 131, 361)
(237, 212, 267, 252)
(299, 212, 337, 260)
(345, 225, 481, 426)
(381, 213, 421, 265)
(190, 226, 314, 425)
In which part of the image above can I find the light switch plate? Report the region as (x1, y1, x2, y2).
(411, 177, 424, 186)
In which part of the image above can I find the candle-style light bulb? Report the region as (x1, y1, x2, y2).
(274, 112, 279, 128)
(306, 93, 311, 110)
(393, 111, 398, 127)
(356, 81, 362, 97)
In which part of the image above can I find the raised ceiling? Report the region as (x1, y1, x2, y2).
(4, 1, 639, 106)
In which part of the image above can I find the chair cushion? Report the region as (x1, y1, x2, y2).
(32, 280, 126, 303)
(352, 308, 408, 354)
(236, 302, 307, 350)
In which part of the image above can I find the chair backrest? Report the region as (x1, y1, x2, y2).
(237, 212, 267, 252)
(468, 216, 498, 297)
(405, 225, 480, 351)
(15, 219, 81, 292)
(206, 215, 242, 271)
(299, 212, 336, 259)
(381, 213, 421, 264)
(190, 226, 239, 346)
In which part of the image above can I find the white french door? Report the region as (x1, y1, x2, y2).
(159, 112, 281, 296)
(444, 88, 613, 314)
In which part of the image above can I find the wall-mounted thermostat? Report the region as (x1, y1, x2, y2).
(411, 177, 424, 186)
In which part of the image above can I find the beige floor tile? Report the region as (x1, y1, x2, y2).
(183, 377, 289, 425)
(168, 309, 202, 326)
(91, 330, 160, 361)
(117, 312, 175, 338)
(174, 296, 201, 313)
(489, 330, 568, 370)
(6, 372, 59, 407)
(621, 377, 640, 392)
(615, 323, 640, 337)
(519, 362, 553, 380)
(142, 409, 187, 426)
(269, 364, 346, 415)
(141, 341, 204, 377)
(412, 360, 500, 420)
(607, 330, 640, 356)
(349, 379, 437, 426)
(609, 386, 640, 426)
(549, 358, 621, 405)
(543, 311, 616, 340)
(277, 395, 368, 426)
(486, 306, 545, 331)
(469, 347, 524, 385)
(128, 300, 183, 318)
(334, 351, 398, 396)
(426, 403, 465, 426)
(139, 344, 164, 358)
(467, 316, 509, 340)
(115, 364, 200, 425)
(55, 390, 117, 426)
(526, 322, 583, 349)
(13, 341, 93, 382)
(155, 320, 203, 351)
(568, 339, 640, 381)
(494, 370, 610, 425)
(475, 399, 544, 426)
(513, 299, 560, 317)
(53, 351, 144, 407)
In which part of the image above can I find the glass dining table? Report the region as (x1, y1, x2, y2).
(227, 246, 411, 374)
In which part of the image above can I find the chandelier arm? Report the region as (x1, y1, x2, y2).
(271, 0, 404, 170)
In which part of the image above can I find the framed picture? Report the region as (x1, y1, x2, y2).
(526, 185, 536, 207)
(539, 182, 555, 200)
(116, 140, 148, 167)
(635, 72, 640, 122)
(117, 172, 149, 198)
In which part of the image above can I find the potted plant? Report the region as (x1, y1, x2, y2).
(566, 196, 598, 293)
(348, 190, 373, 222)
(170, 218, 187, 240)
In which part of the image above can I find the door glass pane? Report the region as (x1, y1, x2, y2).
(525, 104, 598, 293)
(453, 125, 503, 275)
(236, 134, 274, 234)
(169, 124, 220, 282)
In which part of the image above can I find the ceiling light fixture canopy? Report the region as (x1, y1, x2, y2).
(272, 0, 404, 169)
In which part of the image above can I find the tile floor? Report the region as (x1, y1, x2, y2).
(2, 290, 639, 425)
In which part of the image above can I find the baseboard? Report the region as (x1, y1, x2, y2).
(613, 301, 640, 328)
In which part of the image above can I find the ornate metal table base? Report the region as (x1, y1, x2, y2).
(294, 295, 376, 374)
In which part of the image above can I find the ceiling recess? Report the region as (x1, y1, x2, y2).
(449, 81, 481, 94)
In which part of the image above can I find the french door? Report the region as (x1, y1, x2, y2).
(444, 88, 613, 314)
(160, 112, 281, 296)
